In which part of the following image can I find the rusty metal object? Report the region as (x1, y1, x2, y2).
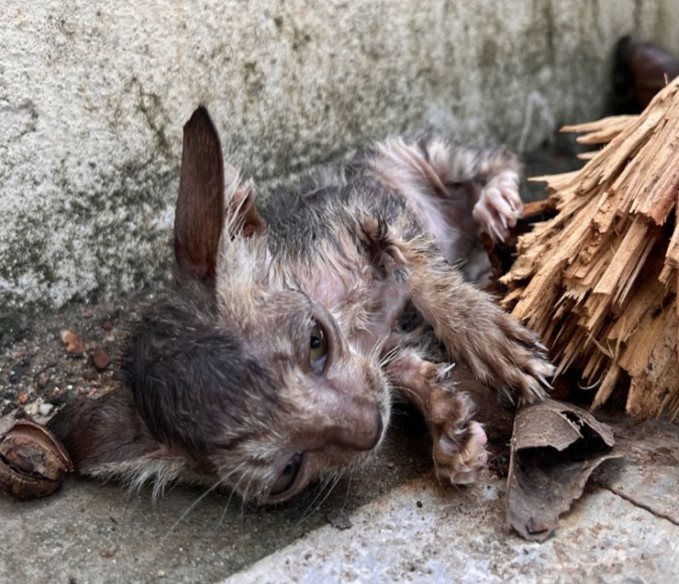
(0, 419, 73, 500)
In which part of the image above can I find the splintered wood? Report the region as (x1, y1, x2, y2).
(501, 77, 679, 419)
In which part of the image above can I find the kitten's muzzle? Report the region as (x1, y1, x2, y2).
(332, 406, 383, 451)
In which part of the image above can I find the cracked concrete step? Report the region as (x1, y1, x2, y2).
(226, 418, 679, 584)
(226, 474, 679, 584)
(594, 419, 679, 525)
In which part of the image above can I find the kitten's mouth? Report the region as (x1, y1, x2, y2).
(264, 408, 385, 504)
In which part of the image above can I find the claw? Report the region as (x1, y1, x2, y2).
(436, 362, 457, 382)
(500, 213, 508, 231)
(537, 375, 553, 390)
(490, 223, 505, 242)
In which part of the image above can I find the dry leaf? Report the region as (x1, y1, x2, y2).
(505, 399, 622, 542)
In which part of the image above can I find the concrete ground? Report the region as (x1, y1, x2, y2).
(2, 399, 678, 583)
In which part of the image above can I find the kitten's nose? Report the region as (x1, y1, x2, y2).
(334, 407, 383, 451)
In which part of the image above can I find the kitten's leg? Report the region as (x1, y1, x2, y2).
(47, 390, 206, 496)
(387, 349, 487, 484)
(367, 137, 524, 242)
(394, 236, 553, 401)
(414, 138, 525, 242)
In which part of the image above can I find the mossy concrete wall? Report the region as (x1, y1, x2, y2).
(1, 1, 677, 337)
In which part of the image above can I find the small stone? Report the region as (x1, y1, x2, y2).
(416, 500, 423, 508)
(38, 403, 54, 416)
(2, 389, 17, 402)
(99, 545, 118, 558)
(35, 371, 51, 389)
(25, 401, 41, 417)
(387, 462, 395, 470)
(326, 509, 353, 530)
(61, 330, 86, 355)
(92, 348, 111, 372)
(17, 392, 29, 405)
(9, 363, 26, 384)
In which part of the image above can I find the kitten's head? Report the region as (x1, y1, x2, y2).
(122, 107, 389, 503)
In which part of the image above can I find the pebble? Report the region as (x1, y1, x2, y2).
(92, 348, 111, 371)
(61, 329, 86, 355)
(39, 402, 54, 416)
(25, 400, 41, 417)
(9, 365, 24, 384)
(326, 510, 353, 530)
(35, 371, 51, 389)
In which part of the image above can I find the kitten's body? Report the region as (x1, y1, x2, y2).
(49, 108, 552, 504)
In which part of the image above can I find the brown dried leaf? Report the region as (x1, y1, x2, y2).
(505, 399, 622, 542)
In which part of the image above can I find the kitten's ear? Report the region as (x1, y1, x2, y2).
(174, 106, 226, 283)
(174, 107, 267, 283)
(228, 182, 267, 238)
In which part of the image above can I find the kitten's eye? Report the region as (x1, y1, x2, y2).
(270, 452, 304, 496)
(309, 321, 329, 374)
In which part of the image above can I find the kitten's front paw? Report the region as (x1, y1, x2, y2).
(473, 170, 523, 242)
(433, 420, 488, 485)
(490, 312, 554, 403)
(461, 301, 553, 404)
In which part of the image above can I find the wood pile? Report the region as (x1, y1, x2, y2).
(501, 77, 679, 419)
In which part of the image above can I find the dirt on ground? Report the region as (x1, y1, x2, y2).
(0, 293, 150, 423)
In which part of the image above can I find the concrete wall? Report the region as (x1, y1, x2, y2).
(1, 0, 677, 336)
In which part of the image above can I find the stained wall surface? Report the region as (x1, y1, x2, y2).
(1, 1, 677, 333)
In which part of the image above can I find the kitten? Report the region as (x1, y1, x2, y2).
(48, 107, 552, 504)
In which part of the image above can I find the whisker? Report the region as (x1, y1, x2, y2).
(239, 475, 260, 530)
(294, 472, 348, 528)
(160, 477, 226, 545)
(311, 473, 344, 524)
(295, 476, 335, 527)
(218, 465, 253, 529)
(340, 466, 354, 513)
(219, 485, 241, 528)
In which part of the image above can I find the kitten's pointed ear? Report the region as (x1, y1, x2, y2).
(174, 106, 227, 283)
(230, 182, 267, 238)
